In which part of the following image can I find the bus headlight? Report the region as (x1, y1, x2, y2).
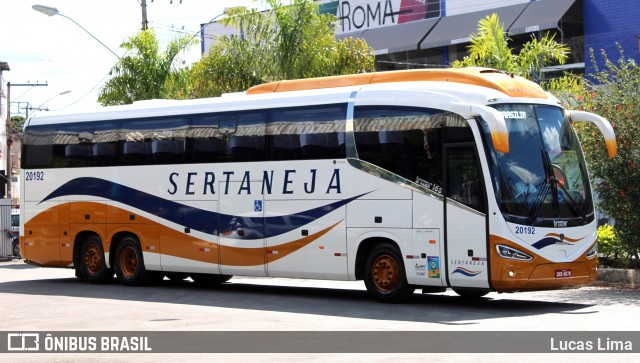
(586, 244, 597, 259)
(496, 244, 533, 261)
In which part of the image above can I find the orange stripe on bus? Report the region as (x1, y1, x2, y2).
(24, 202, 341, 268)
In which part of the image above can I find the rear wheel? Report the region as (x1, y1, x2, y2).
(78, 235, 113, 284)
(114, 236, 161, 285)
(190, 273, 233, 286)
(364, 243, 414, 303)
(12, 238, 20, 258)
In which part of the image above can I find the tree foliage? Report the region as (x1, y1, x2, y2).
(10, 115, 25, 134)
(452, 13, 569, 81)
(572, 45, 640, 260)
(98, 29, 195, 105)
(188, 0, 374, 98)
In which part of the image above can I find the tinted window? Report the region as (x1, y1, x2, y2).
(353, 106, 446, 193)
(269, 105, 346, 160)
(120, 118, 187, 165)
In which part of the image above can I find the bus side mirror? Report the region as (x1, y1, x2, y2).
(566, 110, 617, 158)
(470, 105, 509, 154)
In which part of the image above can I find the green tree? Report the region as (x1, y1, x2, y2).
(452, 13, 569, 81)
(188, 0, 374, 98)
(98, 29, 196, 105)
(572, 45, 640, 262)
(10, 115, 25, 134)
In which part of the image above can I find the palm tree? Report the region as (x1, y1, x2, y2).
(452, 13, 569, 82)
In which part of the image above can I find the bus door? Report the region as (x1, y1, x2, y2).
(218, 181, 267, 276)
(444, 145, 490, 289)
(265, 199, 347, 279)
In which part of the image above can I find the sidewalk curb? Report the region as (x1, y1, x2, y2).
(598, 268, 639, 288)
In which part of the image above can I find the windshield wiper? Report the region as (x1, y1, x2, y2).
(541, 149, 560, 213)
(528, 179, 548, 224)
(529, 149, 558, 223)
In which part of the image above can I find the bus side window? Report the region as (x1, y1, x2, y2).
(122, 141, 151, 165)
(446, 147, 485, 213)
(92, 143, 116, 166)
(229, 112, 266, 162)
(269, 104, 346, 161)
(354, 106, 444, 192)
(270, 135, 301, 160)
(22, 127, 55, 168)
(64, 144, 92, 167)
(188, 114, 228, 163)
(152, 140, 182, 163)
(120, 117, 187, 165)
(190, 137, 227, 162)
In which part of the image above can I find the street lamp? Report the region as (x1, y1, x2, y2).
(32, 4, 121, 59)
(38, 90, 72, 110)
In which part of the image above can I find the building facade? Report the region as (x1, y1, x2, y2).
(314, 0, 640, 75)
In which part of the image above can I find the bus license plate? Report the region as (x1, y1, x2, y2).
(555, 269, 572, 278)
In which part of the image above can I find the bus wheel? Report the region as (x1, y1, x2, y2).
(453, 288, 490, 299)
(114, 236, 160, 286)
(12, 238, 21, 258)
(364, 243, 414, 303)
(165, 272, 189, 281)
(190, 273, 233, 286)
(78, 236, 113, 284)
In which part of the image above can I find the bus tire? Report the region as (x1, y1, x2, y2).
(190, 273, 233, 286)
(364, 243, 414, 303)
(12, 238, 21, 258)
(114, 236, 160, 286)
(78, 235, 113, 284)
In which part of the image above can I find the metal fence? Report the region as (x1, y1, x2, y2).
(0, 203, 19, 260)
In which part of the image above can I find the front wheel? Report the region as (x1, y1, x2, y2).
(77, 235, 113, 284)
(364, 243, 414, 303)
(114, 236, 161, 286)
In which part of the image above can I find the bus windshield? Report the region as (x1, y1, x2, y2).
(485, 104, 593, 226)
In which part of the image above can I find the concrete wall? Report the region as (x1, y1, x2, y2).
(598, 268, 640, 288)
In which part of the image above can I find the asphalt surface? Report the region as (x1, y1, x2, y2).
(1, 259, 638, 362)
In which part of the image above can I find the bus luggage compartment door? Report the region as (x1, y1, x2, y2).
(218, 181, 267, 276)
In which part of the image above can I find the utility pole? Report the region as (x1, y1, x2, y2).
(141, 0, 148, 30)
(5, 82, 48, 201)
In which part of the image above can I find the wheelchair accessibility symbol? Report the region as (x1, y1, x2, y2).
(254, 200, 263, 212)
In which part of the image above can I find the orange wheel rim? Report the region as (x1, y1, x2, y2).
(372, 254, 399, 292)
(120, 246, 138, 277)
(84, 245, 103, 274)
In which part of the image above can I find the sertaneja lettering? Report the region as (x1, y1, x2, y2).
(167, 168, 342, 196)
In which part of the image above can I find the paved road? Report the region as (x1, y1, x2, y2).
(1, 260, 638, 362)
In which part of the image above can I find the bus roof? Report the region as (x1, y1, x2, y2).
(247, 67, 549, 99)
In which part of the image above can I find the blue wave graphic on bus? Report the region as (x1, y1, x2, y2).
(451, 267, 482, 277)
(41, 177, 369, 239)
(531, 237, 561, 250)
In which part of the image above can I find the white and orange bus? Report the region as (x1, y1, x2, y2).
(20, 68, 616, 302)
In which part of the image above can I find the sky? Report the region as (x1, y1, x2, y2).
(2, 0, 264, 115)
